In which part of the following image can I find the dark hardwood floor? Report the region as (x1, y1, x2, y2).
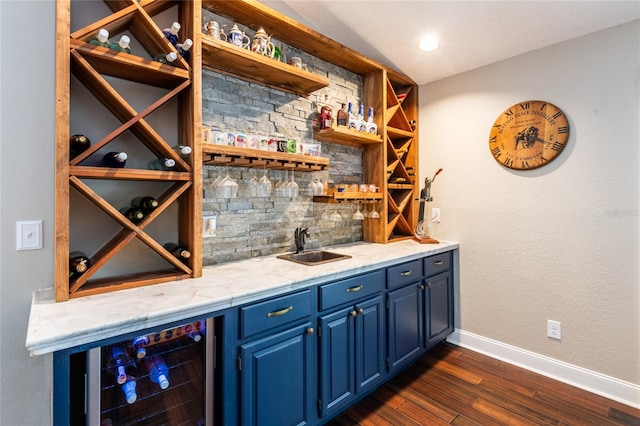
(326, 343, 640, 426)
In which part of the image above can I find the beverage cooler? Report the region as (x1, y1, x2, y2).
(73, 318, 216, 425)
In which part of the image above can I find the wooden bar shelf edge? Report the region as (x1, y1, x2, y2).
(314, 126, 382, 146)
(203, 144, 329, 171)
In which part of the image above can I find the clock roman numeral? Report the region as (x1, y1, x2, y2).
(504, 108, 514, 117)
(520, 160, 530, 168)
(491, 147, 501, 157)
(519, 102, 530, 110)
(557, 126, 568, 133)
(539, 103, 547, 110)
(551, 142, 564, 151)
(552, 112, 563, 119)
(490, 136, 497, 143)
(503, 157, 513, 167)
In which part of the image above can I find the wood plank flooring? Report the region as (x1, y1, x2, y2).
(326, 343, 640, 426)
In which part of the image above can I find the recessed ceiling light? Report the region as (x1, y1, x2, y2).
(419, 35, 439, 52)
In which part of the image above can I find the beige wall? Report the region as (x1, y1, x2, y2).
(420, 20, 639, 384)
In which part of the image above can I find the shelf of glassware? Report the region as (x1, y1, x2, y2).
(202, 144, 329, 172)
(313, 192, 383, 204)
(313, 126, 382, 147)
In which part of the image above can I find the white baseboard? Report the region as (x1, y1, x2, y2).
(446, 329, 640, 409)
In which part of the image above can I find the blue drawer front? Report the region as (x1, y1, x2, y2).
(240, 290, 312, 339)
(387, 259, 423, 289)
(318, 270, 384, 311)
(424, 252, 451, 277)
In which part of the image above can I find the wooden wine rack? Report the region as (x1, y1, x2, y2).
(55, 0, 202, 301)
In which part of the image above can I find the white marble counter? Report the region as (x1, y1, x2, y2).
(26, 240, 458, 356)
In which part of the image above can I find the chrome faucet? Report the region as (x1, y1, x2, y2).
(294, 227, 309, 253)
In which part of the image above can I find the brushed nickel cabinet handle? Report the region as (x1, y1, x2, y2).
(358, 308, 364, 315)
(350, 310, 357, 318)
(267, 305, 293, 317)
(419, 284, 425, 290)
(346, 284, 363, 293)
(400, 271, 412, 276)
(307, 328, 314, 335)
(434, 260, 444, 266)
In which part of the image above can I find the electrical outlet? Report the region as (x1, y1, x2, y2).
(203, 216, 217, 238)
(16, 220, 43, 250)
(547, 320, 562, 340)
(431, 207, 441, 223)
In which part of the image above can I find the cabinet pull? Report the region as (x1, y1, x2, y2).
(400, 270, 412, 276)
(267, 305, 293, 317)
(346, 284, 363, 293)
(350, 310, 357, 318)
(419, 284, 425, 291)
(433, 260, 444, 266)
(358, 308, 364, 315)
(306, 328, 314, 335)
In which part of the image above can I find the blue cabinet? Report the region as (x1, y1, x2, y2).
(240, 322, 315, 426)
(387, 282, 424, 373)
(317, 271, 386, 419)
(425, 271, 453, 349)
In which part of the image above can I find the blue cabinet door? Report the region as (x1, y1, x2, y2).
(319, 306, 355, 418)
(240, 322, 314, 426)
(425, 271, 454, 349)
(355, 295, 385, 393)
(387, 282, 424, 374)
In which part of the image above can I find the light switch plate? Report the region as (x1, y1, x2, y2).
(16, 220, 43, 250)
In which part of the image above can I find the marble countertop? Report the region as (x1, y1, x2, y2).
(26, 240, 459, 356)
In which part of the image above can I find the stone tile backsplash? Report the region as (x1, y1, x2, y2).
(201, 15, 367, 265)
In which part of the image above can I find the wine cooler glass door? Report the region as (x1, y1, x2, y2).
(87, 318, 214, 426)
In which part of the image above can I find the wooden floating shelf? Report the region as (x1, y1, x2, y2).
(313, 192, 383, 203)
(314, 126, 382, 146)
(201, 35, 329, 97)
(202, 145, 329, 172)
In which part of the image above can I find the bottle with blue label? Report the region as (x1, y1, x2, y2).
(107, 345, 128, 385)
(357, 104, 366, 132)
(146, 355, 170, 390)
(366, 107, 378, 135)
(177, 38, 193, 62)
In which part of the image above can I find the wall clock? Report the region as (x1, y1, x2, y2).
(489, 100, 569, 170)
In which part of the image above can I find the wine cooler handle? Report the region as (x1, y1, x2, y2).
(267, 305, 293, 317)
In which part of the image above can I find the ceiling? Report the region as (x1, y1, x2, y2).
(264, 1, 640, 85)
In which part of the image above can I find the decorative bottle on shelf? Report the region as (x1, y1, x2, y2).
(107, 345, 129, 385)
(164, 242, 191, 261)
(366, 107, 378, 135)
(153, 52, 178, 65)
(108, 35, 131, 54)
(69, 251, 90, 277)
(176, 38, 193, 62)
(89, 29, 109, 47)
(147, 158, 176, 170)
(357, 104, 366, 132)
(69, 134, 91, 159)
(131, 196, 158, 214)
(120, 207, 144, 224)
(347, 102, 357, 130)
(102, 151, 127, 168)
(145, 355, 170, 390)
(173, 145, 192, 158)
(162, 22, 181, 47)
(319, 94, 332, 130)
(336, 103, 348, 126)
(121, 374, 138, 404)
(130, 335, 150, 359)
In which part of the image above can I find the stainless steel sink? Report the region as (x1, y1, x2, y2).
(276, 250, 352, 266)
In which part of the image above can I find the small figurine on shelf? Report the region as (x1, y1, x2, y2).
(204, 20, 227, 41)
(227, 24, 250, 49)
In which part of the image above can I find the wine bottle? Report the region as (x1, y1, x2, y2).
(69, 134, 91, 159)
(69, 251, 90, 277)
(147, 158, 176, 170)
(120, 207, 144, 224)
(320, 94, 332, 130)
(366, 107, 378, 135)
(109, 35, 131, 54)
(357, 104, 366, 132)
(130, 335, 149, 359)
(89, 29, 109, 48)
(121, 375, 137, 404)
(162, 22, 181, 47)
(176, 38, 193, 62)
(153, 52, 178, 65)
(107, 346, 129, 385)
(131, 196, 158, 213)
(164, 242, 191, 261)
(145, 355, 170, 390)
(102, 151, 127, 168)
(347, 102, 357, 130)
(336, 103, 348, 126)
(172, 145, 192, 158)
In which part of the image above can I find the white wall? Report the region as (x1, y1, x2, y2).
(420, 21, 639, 385)
(0, 1, 55, 425)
